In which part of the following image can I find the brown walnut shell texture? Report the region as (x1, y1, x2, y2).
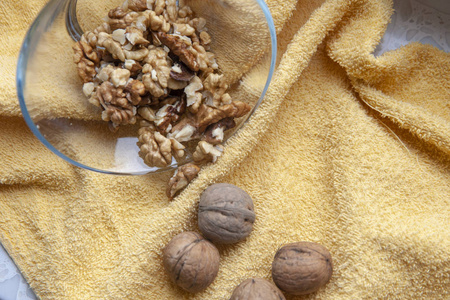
(272, 242, 333, 295)
(230, 278, 286, 300)
(198, 183, 256, 244)
(163, 231, 220, 293)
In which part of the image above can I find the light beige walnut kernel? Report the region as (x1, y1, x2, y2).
(82, 82, 97, 98)
(97, 32, 126, 61)
(124, 59, 143, 77)
(166, 163, 201, 198)
(137, 126, 173, 168)
(125, 27, 149, 45)
(138, 106, 156, 122)
(157, 32, 199, 71)
(174, 23, 195, 36)
(193, 141, 223, 164)
(203, 73, 230, 107)
(108, 10, 138, 30)
(196, 101, 251, 132)
(73, 41, 99, 83)
(199, 31, 211, 45)
(170, 138, 185, 159)
(128, 0, 148, 11)
(178, 5, 193, 19)
(110, 69, 131, 87)
(124, 47, 150, 61)
(166, 0, 177, 21)
(111, 29, 126, 45)
(124, 79, 146, 105)
(96, 64, 115, 82)
(154, 97, 186, 132)
(97, 82, 137, 129)
(184, 76, 203, 112)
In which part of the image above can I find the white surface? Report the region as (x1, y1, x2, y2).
(375, 0, 450, 55)
(0, 245, 36, 300)
(1, 0, 449, 299)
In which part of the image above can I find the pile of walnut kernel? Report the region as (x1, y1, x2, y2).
(73, 0, 251, 198)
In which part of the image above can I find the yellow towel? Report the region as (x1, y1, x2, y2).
(1, 0, 449, 299)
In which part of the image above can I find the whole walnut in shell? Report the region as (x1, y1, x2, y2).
(198, 183, 255, 244)
(272, 242, 333, 295)
(163, 231, 220, 293)
(230, 278, 286, 300)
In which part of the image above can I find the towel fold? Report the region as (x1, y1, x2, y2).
(0, 0, 449, 299)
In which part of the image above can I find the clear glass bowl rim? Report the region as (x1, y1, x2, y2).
(16, 0, 277, 175)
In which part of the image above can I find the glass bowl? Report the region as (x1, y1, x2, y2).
(17, 0, 276, 175)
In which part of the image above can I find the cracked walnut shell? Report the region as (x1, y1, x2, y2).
(198, 183, 255, 244)
(163, 231, 219, 293)
(272, 242, 333, 295)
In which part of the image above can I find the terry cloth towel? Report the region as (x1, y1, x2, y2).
(1, 0, 449, 299)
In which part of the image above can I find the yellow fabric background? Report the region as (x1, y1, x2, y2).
(0, 0, 449, 299)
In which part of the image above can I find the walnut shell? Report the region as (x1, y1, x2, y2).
(163, 231, 220, 293)
(272, 242, 333, 295)
(198, 183, 255, 244)
(230, 278, 286, 300)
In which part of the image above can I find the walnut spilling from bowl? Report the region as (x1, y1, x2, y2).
(73, 0, 251, 198)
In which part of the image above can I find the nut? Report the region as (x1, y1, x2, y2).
(230, 278, 286, 300)
(193, 141, 223, 164)
(97, 32, 126, 61)
(108, 9, 138, 31)
(73, 41, 99, 82)
(272, 242, 333, 295)
(111, 29, 126, 45)
(165, 0, 177, 21)
(138, 106, 156, 122)
(124, 59, 143, 77)
(124, 79, 146, 105)
(154, 0, 166, 15)
(198, 183, 255, 244)
(110, 69, 131, 87)
(196, 101, 251, 132)
(125, 27, 149, 45)
(184, 76, 203, 109)
(157, 32, 199, 71)
(166, 163, 200, 198)
(154, 97, 186, 132)
(124, 47, 150, 61)
(163, 231, 219, 293)
(203, 73, 229, 107)
(137, 126, 173, 167)
(97, 81, 137, 129)
(168, 122, 197, 143)
(127, 0, 148, 11)
(173, 23, 195, 36)
(199, 31, 211, 45)
(203, 117, 236, 144)
(170, 62, 194, 82)
(96, 64, 115, 82)
(82, 82, 96, 98)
